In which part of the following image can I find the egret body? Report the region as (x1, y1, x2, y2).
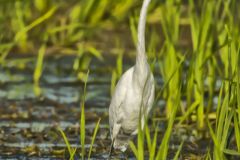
(109, 0, 154, 153)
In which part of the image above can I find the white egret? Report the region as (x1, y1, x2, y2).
(109, 0, 154, 155)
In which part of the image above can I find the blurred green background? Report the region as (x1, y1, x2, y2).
(0, 0, 163, 57)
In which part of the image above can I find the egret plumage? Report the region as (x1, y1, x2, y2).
(109, 0, 154, 154)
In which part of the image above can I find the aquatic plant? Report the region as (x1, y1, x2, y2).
(58, 71, 101, 159)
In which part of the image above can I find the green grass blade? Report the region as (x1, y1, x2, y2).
(80, 70, 89, 159)
(149, 123, 158, 160)
(88, 118, 101, 159)
(205, 148, 212, 160)
(15, 6, 57, 42)
(33, 44, 46, 83)
(234, 113, 240, 151)
(223, 149, 240, 156)
(178, 100, 199, 125)
(33, 43, 46, 96)
(57, 127, 75, 159)
(137, 123, 144, 160)
(87, 47, 104, 61)
(220, 109, 234, 151)
(129, 141, 138, 158)
(206, 119, 221, 159)
(145, 122, 152, 157)
(69, 148, 77, 160)
(173, 140, 184, 160)
(156, 86, 181, 159)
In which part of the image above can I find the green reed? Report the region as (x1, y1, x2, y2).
(58, 71, 101, 159)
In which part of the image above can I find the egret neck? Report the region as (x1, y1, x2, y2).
(134, 0, 151, 84)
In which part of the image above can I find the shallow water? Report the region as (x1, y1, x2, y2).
(0, 55, 218, 159)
